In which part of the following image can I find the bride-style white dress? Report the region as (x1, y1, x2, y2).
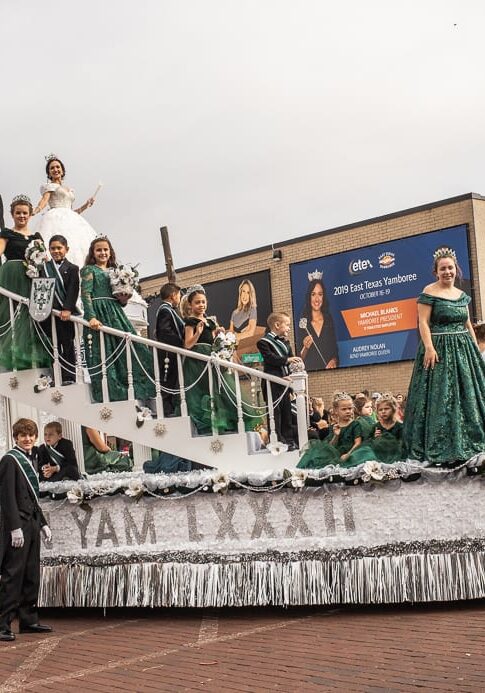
(34, 183, 96, 267)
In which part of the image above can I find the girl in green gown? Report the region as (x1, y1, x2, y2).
(347, 394, 403, 466)
(403, 248, 485, 465)
(297, 393, 364, 469)
(353, 396, 376, 441)
(0, 195, 50, 371)
(183, 285, 260, 435)
(80, 237, 155, 403)
(82, 427, 133, 474)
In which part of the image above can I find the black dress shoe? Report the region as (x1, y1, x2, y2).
(19, 623, 53, 634)
(0, 629, 15, 641)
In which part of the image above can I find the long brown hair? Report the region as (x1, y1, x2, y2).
(85, 237, 117, 268)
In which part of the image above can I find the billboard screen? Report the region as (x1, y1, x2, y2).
(290, 225, 472, 371)
(147, 270, 272, 360)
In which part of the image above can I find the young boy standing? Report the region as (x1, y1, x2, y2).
(0, 419, 52, 641)
(257, 312, 302, 450)
(42, 235, 80, 385)
(37, 421, 81, 482)
(155, 283, 185, 416)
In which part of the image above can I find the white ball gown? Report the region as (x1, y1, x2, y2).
(34, 183, 96, 267)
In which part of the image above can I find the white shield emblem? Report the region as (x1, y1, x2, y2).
(29, 278, 56, 321)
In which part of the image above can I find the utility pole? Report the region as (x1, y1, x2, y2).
(160, 226, 176, 283)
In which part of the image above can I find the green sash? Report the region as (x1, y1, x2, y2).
(46, 444, 64, 468)
(7, 448, 40, 499)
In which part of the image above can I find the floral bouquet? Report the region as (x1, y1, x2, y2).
(24, 239, 49, 278)
(108, 263, 139, 306)
(212, 331, 237, 361)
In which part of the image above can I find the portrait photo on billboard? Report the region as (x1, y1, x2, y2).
(147, 270, 272, 360)
(290, 225, 472, 371)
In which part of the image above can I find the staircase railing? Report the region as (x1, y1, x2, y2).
(0, 285, 309, 449)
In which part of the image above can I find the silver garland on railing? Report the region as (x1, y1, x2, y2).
(39, 453, 485, 502)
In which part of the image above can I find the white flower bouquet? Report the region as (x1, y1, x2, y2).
(108, 263, 139, 306)
(24, 238, 49, 278)
(212, 330, 237, 361)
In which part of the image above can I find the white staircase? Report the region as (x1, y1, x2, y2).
(0, 287, 309, 473)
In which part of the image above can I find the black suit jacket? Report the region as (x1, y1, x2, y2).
(37, 438, 81, 482)
(257, 334, 293, 378)
(42, 259, 80, 314)
(0, 451, 47, 533)
(156, 303, 184, 348)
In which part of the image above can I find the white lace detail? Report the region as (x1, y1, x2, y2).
(40, 183, 75, 209)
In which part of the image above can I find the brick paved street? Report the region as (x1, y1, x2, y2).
(0, 602, 484, 692)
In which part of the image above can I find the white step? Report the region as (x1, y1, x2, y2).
(0, 368, 299, 473)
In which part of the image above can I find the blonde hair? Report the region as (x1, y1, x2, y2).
(376, 393, 398, 417)
(237, 279, 257, 312)
(267, 312, 290, 330)
(180, 294, 192, 319)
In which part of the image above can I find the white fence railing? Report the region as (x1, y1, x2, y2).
(0, 285, 309, 449)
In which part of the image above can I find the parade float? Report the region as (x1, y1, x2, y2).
(1, 280, 485, 609)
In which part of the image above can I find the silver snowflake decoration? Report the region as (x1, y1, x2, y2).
(99, 406, 113, 421)
(8, 376, 19, 390)
(210, 438, 223, 454)
(51, 389, 63, 404)
(153, 421, 167, 436)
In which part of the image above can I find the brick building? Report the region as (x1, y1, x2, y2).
(140, 193, 485, 401)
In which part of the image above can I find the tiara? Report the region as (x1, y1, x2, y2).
(375, 392, 397, 405)
(45, 153, 59, 163)
(186, 284, 205, 297)
(333, 391, 351, 402)
(11, 194, 32, 206)
(94, 233, 109, 241)
(308, 270, 323, 281)
(433, 247, 457, 261)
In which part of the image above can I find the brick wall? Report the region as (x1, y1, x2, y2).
(141, 194, 484, 403)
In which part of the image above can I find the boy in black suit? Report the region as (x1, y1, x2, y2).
(155, 283, 184, 416)
(257, 312, 302, 449)
(0, 419, 52, 642)
(37, 421, 81, 482)
(42, 235, 80, 385)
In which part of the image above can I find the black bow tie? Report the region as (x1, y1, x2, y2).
(275, 335, 285, 341)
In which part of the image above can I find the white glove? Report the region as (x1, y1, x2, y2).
(41, 525, 52, 542)
(11, 528, 24, 548)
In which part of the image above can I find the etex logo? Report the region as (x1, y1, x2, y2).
(348, 257, 373, 275)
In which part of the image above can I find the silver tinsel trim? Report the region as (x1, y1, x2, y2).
(39, 545, 485, 607)
(39, 454, 485, 501)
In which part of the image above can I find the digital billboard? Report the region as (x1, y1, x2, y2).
(290, 225, 472, 371)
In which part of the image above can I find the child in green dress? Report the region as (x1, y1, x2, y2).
(297, 392, 363, 469)
(81, 237, 155, 403)
(346, 393, 403, 466)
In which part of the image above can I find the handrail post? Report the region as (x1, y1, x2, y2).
(233, 364, 245, 434)
(152, 346, 164, 419)
(50, 314, 62, 386)
(8, 298, 17, 372)
(266, 380, 278, 444)
(125, 336, 135, 401)
(99, 331, 109, 403)
(74, 322, 84, 383)
(207, 360, 218, 437)
(177, 354, 188, 417)
(289, 371, 308, 449)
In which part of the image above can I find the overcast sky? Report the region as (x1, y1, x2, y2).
(2, 0, 484, 278)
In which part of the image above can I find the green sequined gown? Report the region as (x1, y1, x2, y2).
(403, 292, 485, 464)
(0, 229, 50, 370)
(297, 420, 364, 469)
(81, 427, 133, 474)
(183, 317, 261, 435)
(80, 265, 155, 403)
